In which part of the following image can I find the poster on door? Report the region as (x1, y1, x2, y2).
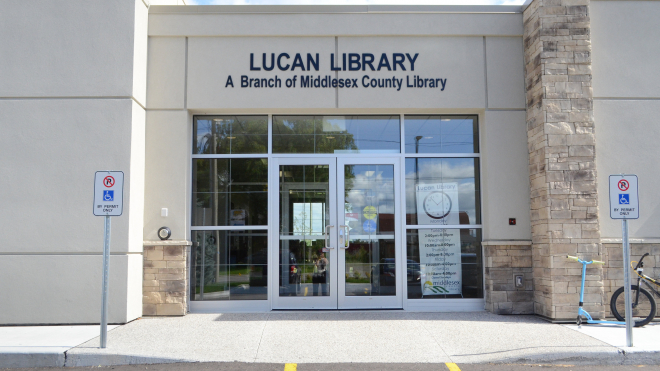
(415, 183, 459, 225)
(419, 229, 462, 295)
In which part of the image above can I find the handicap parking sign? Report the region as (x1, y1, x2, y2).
(609, 175, 638, 219)
(103, 190, 114, 201)
(94, 171, 123, 216)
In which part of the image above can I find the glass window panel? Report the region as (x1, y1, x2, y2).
(343, 165, 395, 236)
(279, 165, 331, 297)
(191, 230, 268, 301)
(405, 158, 481, 226)
(192, 158, 268, 226)
(405, 115, 478, 154)
(343, 164, 396, 297)
(345, 238, 396, 296)
(273, 115, 400, 154)
(279, 238, 330, 297)
(406, 229, 482, 299)
(194, 116, 267, 154)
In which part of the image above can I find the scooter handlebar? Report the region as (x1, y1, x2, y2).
(566, 255, 605, 264)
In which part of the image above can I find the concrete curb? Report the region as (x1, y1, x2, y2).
(486, 350, 660, 366)
(0, 353, 65, 368)
(64, 352, 189, 367)
(2, 350, 660, 368)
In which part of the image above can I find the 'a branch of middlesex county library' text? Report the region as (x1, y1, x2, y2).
(226, 75, 447, 91)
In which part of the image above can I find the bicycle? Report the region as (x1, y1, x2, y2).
(609, 252, 658, 327)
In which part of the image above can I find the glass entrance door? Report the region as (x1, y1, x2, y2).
(271, 158, 338, 309)
(337, 158, 402, 309)
(271, 157, 401, 310)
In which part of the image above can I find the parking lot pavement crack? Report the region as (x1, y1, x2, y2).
(253, 313, 270, 362)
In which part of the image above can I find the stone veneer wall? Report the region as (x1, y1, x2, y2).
(484, 243, 534, 314)
(603, 243, 660, 316)
(143, 242, 191, 316)
(523, 0, 604, 320)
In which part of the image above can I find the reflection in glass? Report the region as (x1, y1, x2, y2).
(405, 158, 481, 226)
(343, 165, 396, 296)
(406, 229, 482, 299)
(192, 158, 268, 226)
(194, 116, 268, 154)
(405, 115, 478, 154)
(273, 116, 400, 154)
(279, 165, 331, 297)
(191, 230, 268, 301)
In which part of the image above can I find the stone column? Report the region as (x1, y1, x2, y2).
(143, 241, 191, 316)
(523, 0, 604, 320)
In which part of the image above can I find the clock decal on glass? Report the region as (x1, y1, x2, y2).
(422, 191, 452, 219)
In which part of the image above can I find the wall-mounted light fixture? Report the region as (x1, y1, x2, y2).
(158, 227, 171, 241)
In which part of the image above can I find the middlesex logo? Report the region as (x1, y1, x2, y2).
(224, 51, 448, 92)
(424, 281, 450, 294)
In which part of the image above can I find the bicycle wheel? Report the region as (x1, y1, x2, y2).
(610, 285, 657, 327)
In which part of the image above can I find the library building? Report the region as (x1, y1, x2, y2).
(2, 0, 660, 324)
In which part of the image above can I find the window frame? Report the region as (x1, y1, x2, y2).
(189, 114, 484, 305)
(401, 115, 483, 301)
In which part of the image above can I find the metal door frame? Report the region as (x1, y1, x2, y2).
(337, 157, 403, 309)
(270, 157, 339, 309)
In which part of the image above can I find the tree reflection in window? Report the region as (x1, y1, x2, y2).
(194, 116, 267, 155)
(273, 116, 399, 154)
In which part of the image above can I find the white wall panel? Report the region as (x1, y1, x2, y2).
(144, 110, 190, 241)
(595, 100, 660, 239)
(591, 1, 660, 98)
(485, 37, 525, 110)
(125, 253, 144, 321)
(0, 99, 135, 253)
(480, 110, 531, 241)
(149, 11, 523, 37)
(129, 102, 146, 253)
(147, 37, 187, 109)
(0, 255, 133, 324)
(133, 0, 150, 106)
(0, 0, 136, 97)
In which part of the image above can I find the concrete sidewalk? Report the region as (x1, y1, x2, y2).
(0, 325, 118, 368)
(2, 313, 659, 368)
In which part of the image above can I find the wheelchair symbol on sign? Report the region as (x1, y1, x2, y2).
(103, 190, 114, 201)
(619, 194, 629, 205)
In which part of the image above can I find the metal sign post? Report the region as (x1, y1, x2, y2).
(100, 215, 111, 348)
(609, 174, 639, 348)
(622, 218, 632, 346)
(94, 171, 124, 349)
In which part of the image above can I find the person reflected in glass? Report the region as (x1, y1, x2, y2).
(312, 252, 329, 296)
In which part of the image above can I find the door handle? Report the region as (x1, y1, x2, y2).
(325, 225, 334, 249)
(339, 225, 350, 249)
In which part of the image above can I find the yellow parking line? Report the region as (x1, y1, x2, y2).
(284, 363, 297, 371)
(446, 363, 461, 371)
